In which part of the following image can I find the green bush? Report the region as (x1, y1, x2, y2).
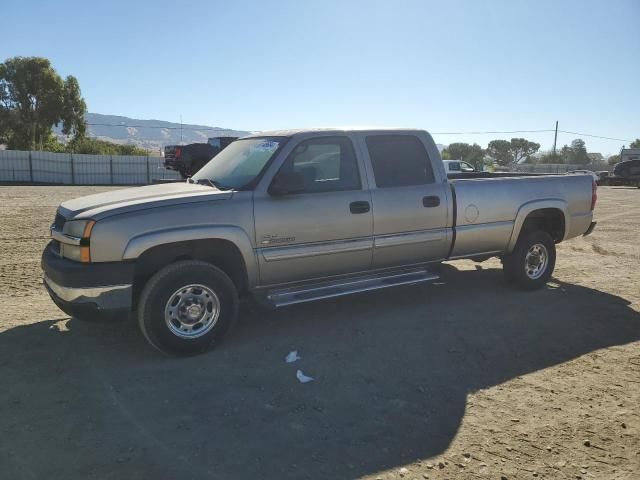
(54, 136, 149, 155)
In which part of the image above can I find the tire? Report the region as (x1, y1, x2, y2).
(502, 231, 556, 290)
(137, 260, 238, 355)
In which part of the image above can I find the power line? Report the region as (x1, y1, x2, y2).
(84, 122, 633, 143)
(434, 129, 633, 143)
(432, 129, 555, 135)
(557, 130, 633, 143)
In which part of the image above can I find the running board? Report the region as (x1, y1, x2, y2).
(266, 267, 439, 308)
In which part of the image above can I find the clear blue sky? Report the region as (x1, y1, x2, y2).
(2, 0, 639, 154)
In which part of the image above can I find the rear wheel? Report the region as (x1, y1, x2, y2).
(503, 231, 556, 290)
(137, 260, 238, 355)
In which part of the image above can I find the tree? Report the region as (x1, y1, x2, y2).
(486, 139, 512, 167)
(60, 75, 86, 138)
(486, 138, 540, 167)
(608, 154, 620, 165)
(65, 136, 148, 155)
(509, 138, 540, 164)
(560, 144, 573, 163)
(442, 142, 485, 170)
(570, 139, 589, 164)
(0, 109, 14, 144)
(538, 152, 564, 164)
(630, 139, 640, 149)
(0, 56, 86, 150)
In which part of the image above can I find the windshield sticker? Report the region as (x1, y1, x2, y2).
(253, 140, 279, 152)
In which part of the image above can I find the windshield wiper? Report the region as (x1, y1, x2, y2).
(196, 178, 231, 191)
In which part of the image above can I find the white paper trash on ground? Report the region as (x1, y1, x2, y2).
(296, 369, 314, 383)
(285, 350, 301, 363)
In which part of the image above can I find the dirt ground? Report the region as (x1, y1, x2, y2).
(0, 185, 638, 480)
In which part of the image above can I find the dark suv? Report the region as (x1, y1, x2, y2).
(164, 137, 238, 178)
(607, 159, 640, 187)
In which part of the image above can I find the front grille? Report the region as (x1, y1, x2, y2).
(53, 213, 66, 230)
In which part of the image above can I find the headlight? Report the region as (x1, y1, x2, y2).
(61, 220, 95, 263)
(63, 220, 95, 239)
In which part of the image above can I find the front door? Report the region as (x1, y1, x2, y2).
(253, 135, 373, 285)
(358, 133, 451, 269)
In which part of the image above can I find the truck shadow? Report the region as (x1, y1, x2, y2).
(1, 264, 639, 480)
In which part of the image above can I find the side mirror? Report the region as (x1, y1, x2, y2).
(269, 171, 306, 196)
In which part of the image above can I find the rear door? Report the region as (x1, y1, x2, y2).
(357, 133, 451, 269)
(253, 135, 373, 285)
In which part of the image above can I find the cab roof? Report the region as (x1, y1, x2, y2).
(242, 127, 426, 138)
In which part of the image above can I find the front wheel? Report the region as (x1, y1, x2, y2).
(502, 231, 556, 290)
(137, 260, 238, 355)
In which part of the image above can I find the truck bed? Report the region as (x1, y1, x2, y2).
(448, 174, 595, 259)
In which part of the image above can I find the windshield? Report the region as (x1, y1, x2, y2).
(192, 137, 284, 189)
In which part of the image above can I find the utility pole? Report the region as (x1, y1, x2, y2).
(552, 121, 558, 156)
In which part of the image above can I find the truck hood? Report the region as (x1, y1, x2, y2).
(59, 182, 233, 220)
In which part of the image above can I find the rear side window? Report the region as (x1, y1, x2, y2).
(366, 135, 435, 187)
(278, 136, 361, 193)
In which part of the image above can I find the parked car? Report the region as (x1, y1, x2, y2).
(42, 128, 597, 355)
(598, 160, 640, 188)
(443, 159, 476, 173)
(595, 171, 610, 185)
(604, 159, 640, 187)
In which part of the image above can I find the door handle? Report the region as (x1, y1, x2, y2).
(422, 196, 441, 208)
(350, 201, 370, 214)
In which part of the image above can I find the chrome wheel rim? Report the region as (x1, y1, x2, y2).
(525, 243, 548, 280)
(164, 284, 220, 339)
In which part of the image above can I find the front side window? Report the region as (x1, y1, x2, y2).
(366, 135, 435, 188)
(460, 161, 475, 172)
(275, 136, 361, 193)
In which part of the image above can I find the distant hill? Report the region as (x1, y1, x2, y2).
(56, 113, 250, 152)
(55, 115, 445, 154)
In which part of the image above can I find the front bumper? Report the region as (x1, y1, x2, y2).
(41, 242, 134, 315)
(44, 275, 132, 310)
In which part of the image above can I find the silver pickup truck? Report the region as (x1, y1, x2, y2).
(42, 128, 597, 355)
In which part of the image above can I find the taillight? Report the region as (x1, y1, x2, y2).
(175, 147, 181, 158)
(591, 179, 597, 211)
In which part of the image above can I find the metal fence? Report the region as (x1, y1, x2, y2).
(0, 150, 182, 184)
(511, 163, 612, 174)
(1, 149, 615, 184)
